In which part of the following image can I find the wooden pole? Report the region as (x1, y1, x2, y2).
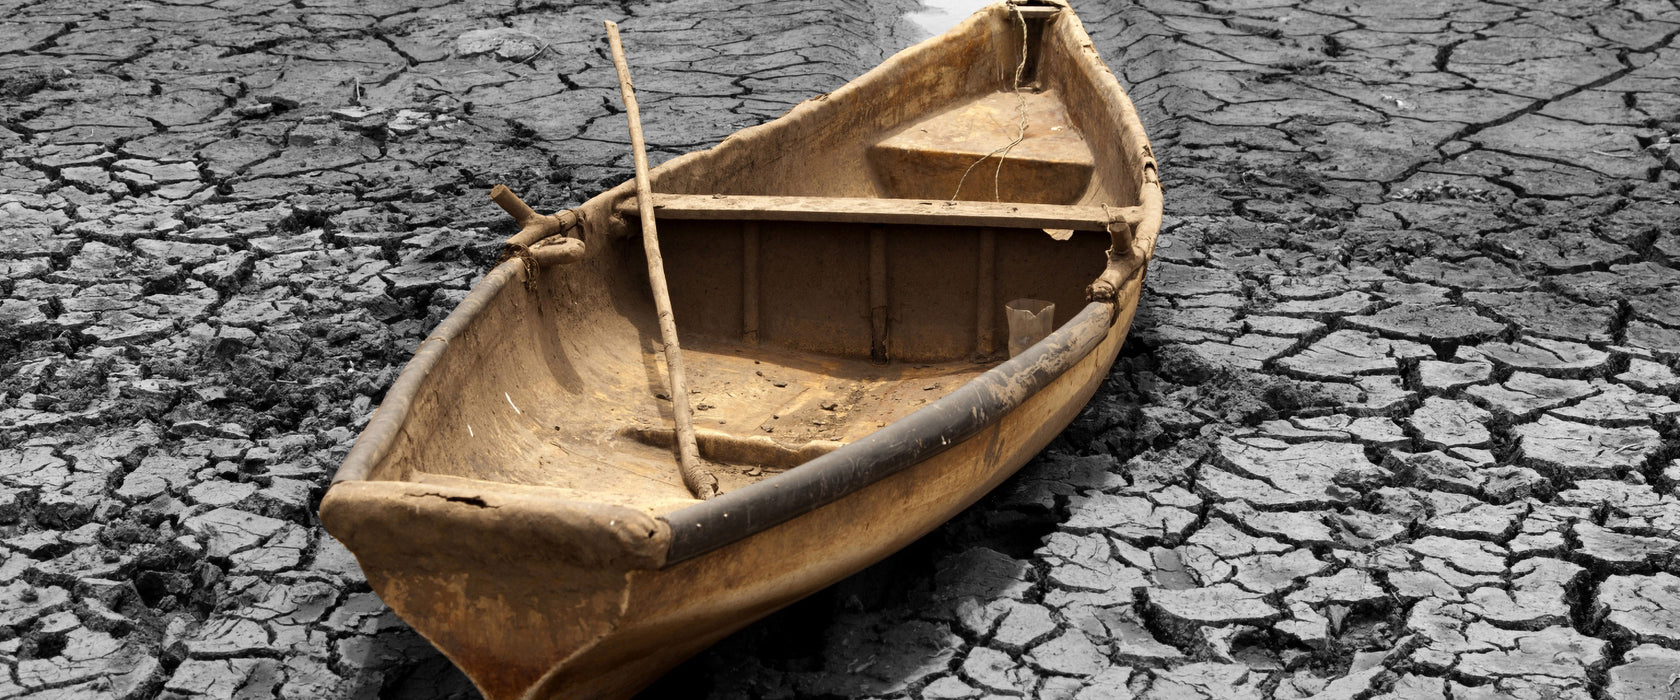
(606, 20, 717, 500)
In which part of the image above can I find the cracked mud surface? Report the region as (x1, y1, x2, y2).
(3, 0, 1680, 698)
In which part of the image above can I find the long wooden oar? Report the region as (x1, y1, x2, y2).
(606, 20, 718, 500)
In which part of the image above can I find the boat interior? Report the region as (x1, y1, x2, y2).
(369, 3, 1149, 512)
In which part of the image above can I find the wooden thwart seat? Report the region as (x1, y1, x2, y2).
(617, 194, 1141, 232)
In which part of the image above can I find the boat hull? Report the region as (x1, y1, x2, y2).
(319, 1, 1162, 697)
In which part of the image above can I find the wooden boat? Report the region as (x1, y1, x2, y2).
(318, 2, 1160, 698)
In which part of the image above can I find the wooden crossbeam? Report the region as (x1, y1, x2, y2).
(617, 194, 1139, 232)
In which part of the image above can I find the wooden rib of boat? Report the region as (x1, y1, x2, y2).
(318, 2, 1161, 698)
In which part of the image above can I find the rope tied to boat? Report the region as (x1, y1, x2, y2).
(1142, 145, 1161, 186)
(496, 242, 541, 291)
(487, 182, 588, 289)
(948, 1, 1031, 203)
(494, 207, 585, 291)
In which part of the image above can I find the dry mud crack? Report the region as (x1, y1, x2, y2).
(4, 0, 1680, 698)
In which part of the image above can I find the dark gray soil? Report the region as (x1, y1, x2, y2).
(4, 0, 1680, 698)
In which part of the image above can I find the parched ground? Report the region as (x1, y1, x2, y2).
(3, 0, 1679, 698)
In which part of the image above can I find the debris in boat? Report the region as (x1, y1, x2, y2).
(821, 401, 839, 411)
(504, 392, 520, 414)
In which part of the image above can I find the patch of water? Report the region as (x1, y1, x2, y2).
(903, 0, 994, 37)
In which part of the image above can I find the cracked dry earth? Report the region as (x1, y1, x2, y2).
(3, 0, 1680, 698)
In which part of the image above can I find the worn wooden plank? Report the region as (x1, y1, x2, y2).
(619, 194, 1138, 231)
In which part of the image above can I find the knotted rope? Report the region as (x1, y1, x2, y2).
(496, 242, 541, 291)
